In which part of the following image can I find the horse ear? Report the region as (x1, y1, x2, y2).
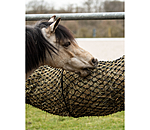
(46, 18, 61, 34)
(48, 15, 56, 22)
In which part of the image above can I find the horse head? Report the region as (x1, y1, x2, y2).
(41, 16, 98, 77)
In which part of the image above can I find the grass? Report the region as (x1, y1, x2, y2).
(26, 104, 124, 130)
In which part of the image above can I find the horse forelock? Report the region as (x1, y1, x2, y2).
(37, 21, 75, 43)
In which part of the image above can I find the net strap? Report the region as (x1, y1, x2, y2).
(61, 69, 73, 117)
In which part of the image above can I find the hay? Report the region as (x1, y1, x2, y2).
(26, 55, 125, 118)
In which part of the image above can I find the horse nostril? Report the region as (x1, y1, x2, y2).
(91, 58, 98, 66)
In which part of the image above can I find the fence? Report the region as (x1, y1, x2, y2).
(25, 12, 125, 21)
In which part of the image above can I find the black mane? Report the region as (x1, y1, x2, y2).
(26, 21, 74, 73)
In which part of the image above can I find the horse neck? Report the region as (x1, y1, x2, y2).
(26, 62, 45, 80)
(26, 48, 55, 80)
(26, 69, 36, 80)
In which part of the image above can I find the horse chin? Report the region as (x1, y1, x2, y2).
(75, 69, 91, 77)
(63, 65, 93, 77)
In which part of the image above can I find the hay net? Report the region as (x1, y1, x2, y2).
(26, 55, 125, 118)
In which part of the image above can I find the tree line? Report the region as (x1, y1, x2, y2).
(26, 0, 124, 38)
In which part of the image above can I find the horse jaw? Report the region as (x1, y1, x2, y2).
(44, 40, 97, 76)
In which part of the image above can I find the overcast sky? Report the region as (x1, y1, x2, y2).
(25, 0, 86, 10)
(25, 0, 124, 10)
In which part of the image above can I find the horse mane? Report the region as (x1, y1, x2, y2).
(26, 21, 75, 73)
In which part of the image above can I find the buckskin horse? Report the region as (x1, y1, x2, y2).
(26, 16, 98, 79)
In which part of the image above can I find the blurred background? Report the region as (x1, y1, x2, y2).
(25, 0, 124, 38)
(25, 2, 125, 129)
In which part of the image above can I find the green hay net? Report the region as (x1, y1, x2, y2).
(26, 55, 125, 118)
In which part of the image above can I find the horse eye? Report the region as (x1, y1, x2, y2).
(63, 42, 71, 48)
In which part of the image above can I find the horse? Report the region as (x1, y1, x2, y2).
(26, 16, 98, 79)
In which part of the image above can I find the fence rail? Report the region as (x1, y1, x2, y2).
(25, 12, 125, 21)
